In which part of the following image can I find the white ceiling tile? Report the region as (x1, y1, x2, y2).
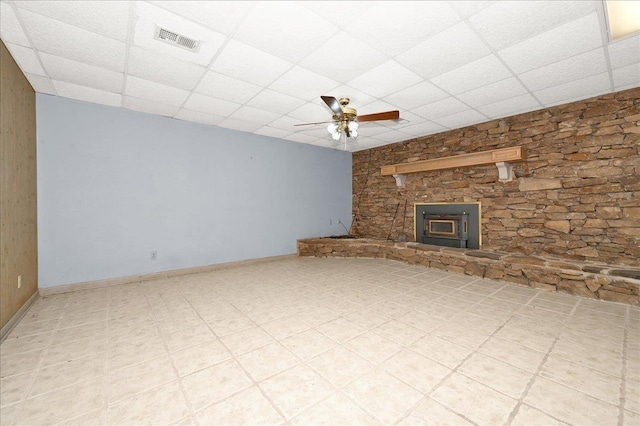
(230, 105, 280, 126)
(127, 46, 206, 91)
(347, 60, 422, 98)
(209, 40, 293, 87)
(123, 96, 180, 117)
(133, 2, 226, 66)
(125, 76, 190, 106)
(149, 1, 254, 36)
(518, 48, 608, 92)
(254, 126, 293, 139)
(40, 53, 123, 93)
(296, 126, 331, 138)
(1, 2, 30, 46)
(397, 120, 447, 136)
(268, 115, 305, 131)
(24, 73, 56, 95)
(218, 117, 263, 133)
(287, 102, 332, 123)
(174, 108, 224, 126)
(449, 1, 495, 18)
(183, 93, 240, 116)
(52, 80, 122, 107)
(498, 13, 603, 74)
(456, 77, 528, 108)
(18, 9, 126, 72)
(534, 72, 611, 106)
(234, 1, 339, 63)
(476, 93, 540, 118)
(302, 2, 374, 30)
(397, 22, 491, 79)
(246, 89, 306, 115)
(431, 54, 512, 95)
(412, 97, 469, 120)
(612, 63, 640, 90)
(324, 85, 377, 107)
(384, 82, 449, 110)
(346, 1, 461, 56)
(469, 1, 595, 50)
(195, 71, 263, 104)
(15, 0, 130, 41)
(370, 130, 414, 143)
(268, 66, 340, 101)
(5, 43, 45, 76)
(432, 109, 487, 128)
(299, 31, 387, 82)
(282, 133, 319, 144)
(608, 35, 640, 69)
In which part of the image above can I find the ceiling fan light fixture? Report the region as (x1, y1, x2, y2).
(348, 121, 359, 132)
(350, 129, 358, 138)
(327, 123, 339, 135)
(331, 131, 341, 141)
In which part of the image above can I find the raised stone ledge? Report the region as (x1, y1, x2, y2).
(297, 237, 640, 306)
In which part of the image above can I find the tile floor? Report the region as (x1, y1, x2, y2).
(1, 257, 638, 426)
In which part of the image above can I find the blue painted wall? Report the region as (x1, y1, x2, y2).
(36, 95, 352, 288)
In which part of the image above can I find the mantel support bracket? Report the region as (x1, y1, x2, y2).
(496, 161, 513, 182)
(392, 174, 406, 188)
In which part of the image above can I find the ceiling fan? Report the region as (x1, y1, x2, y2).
(295, 96, 400, 141)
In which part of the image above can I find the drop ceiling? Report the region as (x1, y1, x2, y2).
(1, 1, 638, 152)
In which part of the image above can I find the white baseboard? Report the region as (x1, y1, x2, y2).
(39, 254, 297, 296)
(1, 291, 39, 342)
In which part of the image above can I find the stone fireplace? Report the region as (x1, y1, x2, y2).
(415, 203, 480, 249)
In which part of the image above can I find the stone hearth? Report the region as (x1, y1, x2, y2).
(297, 237, 640, 306)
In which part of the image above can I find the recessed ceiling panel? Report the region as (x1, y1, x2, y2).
(195, 71, 263, 104)
(53, 80, 122, 107)
(5, 43, 46, 76)
(125, 75, 190, 106)
(430, 54, 512, 95)
(347, 60, 422, 98)
(0, 2, 30, 46)
(123, 96, 180, 117)
(456, 77, 528, 108)
(268, 66, 340, 101)
(534, 73, 611, 106)
(183, 93, 240, 116)
(41, 52, 124, 93)
(476, 93, 540, 118)
(149, 1, 254, 36)
(127, 46, 206, 91)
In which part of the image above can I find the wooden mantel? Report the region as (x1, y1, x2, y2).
(381, 146, 526, 187)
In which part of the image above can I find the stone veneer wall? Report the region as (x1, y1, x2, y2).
(352, 88, 640, 266)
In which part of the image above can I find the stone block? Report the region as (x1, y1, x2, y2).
(544, 220, 571, 233)
(519, 178, 562, 191)
(598, 289, 639, 306)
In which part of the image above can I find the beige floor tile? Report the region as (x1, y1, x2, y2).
(316, 318, 367, 343)
(243, 306, 288, 325)
(368, 300, 411, 318)
(237, 342, 299, 382)
(107, 381, 190, 426)
(307, 346, 374, 387)
(107, 355, 176, 404)
(56, 409, 108, 426)
(432, 323, 490, 349)
(194, 386, 283, 425)
(221, 326, 275, 356)
(170, 339, 232, 377)
(8, 319, 59, 339)
(493, 325, 556, 353)
(294, 307, 340, 327)
(373, 320, 425, 346)
(291, 392, 379, 425)
(345, 332, 402, 365)
(1, 371, 34, 407)
(181, 359, 252, 411)
(280, 329, 337, 360)
(624, 410, 640, 426)
(559, 327, 623, 353)
(16, 377, 106, 425)
(345, 309, 392, 329)
(107, 321, 162, 346)
(343, 369, 424, 424)
(410, 334, 472, 370)
(0, 349, 43, 378)
(107, 336, 166, 372)
(540, 356, 621, 405)
(550, 337, 623, 377)
(524, 376, 619, 425)
(478, 337, 546, 373)
(510, 404, 568, 426)
(207, 313, 255, 337)
(458, 353, 533, 398)
(625, 378, 639, 414)
(398, 397, 474, 426)
(162, 324, 216, 353)
(53, 321, 107, 345)
(260, 364, 334, 420)
(30, 352, 105, 397)
(260, 315, 311, 341)
(0, 332, 53, 357)
(431, 373, 517, 426)
(381, 349, 451, 394)
(19, 308, 65, 325)
(395, 310, 443, 333)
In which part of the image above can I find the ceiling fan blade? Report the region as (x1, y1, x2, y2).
(357, 110, 400, 122)
(321, 96, 343, 118)
(293, 120, 333, 127)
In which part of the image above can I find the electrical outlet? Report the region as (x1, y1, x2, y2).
(150, 251, 157, 260)
(18, 275, 22, 289)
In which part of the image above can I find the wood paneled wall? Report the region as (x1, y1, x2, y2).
(1, 41, 38, 331)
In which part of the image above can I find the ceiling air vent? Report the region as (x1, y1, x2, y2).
(154, 26, 200, 52)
